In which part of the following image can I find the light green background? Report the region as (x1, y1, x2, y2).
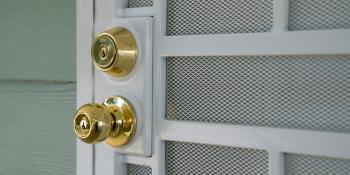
(0, 0, 76, 174)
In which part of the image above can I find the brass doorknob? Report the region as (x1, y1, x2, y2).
(91, 27, 137, 78)
(73, 96, 136, 147)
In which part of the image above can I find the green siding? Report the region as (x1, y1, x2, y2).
(0, 81, 76, 175)
(0, 0, 75, 81)
(0, 0, 76, 174)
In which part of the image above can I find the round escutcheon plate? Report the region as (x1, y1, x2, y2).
(103, 96, 137, 147)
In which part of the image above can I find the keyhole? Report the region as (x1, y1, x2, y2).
(99, 46, 108, 60)
(80, 117, 90, 131)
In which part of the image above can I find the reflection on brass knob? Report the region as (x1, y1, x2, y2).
(73, 96, 136, 147)
(91, 27, 137, 78)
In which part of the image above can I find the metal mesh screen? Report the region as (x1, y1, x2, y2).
(127, 164, 152, 175)
(166, 141, 268, 175)
(289, 0, 350, 31)
(166, 55, 350, 133)
(128, 0, 152, 8)
(167, 0, 273, 35)
(285, 153, 350, 175)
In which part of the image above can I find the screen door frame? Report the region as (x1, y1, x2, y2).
(76, 0, 350, 175)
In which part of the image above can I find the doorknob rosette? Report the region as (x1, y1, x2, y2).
(73, 96, 137, 147)
(91, 27, 137, 78)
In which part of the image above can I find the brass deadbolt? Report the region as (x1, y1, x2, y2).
(73, 96, 137, 147)
(91, 27, 137, 78)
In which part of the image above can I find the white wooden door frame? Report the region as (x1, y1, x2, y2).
(77, 0, 350, 175)
(76, 0, 94, 175)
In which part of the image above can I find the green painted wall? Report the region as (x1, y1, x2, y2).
(0, 0, 76, 174)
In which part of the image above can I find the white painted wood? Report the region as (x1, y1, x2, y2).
(77, 1, 154, 175)
(76, 0, 94, 175)
(273, 0, 289, 32)
(124, 155, 153, 167)
(151, 0, 168, 174)
(268, 151, 284, 175)
(93, 7, 153, 175)
(123, 7, 154, 17)
(94, 0, 118, 22)
(158, 29, 350, 57)
(160, 120, 350, 160)
(93, 17, 153, 156)
(94, 144, 127, 175)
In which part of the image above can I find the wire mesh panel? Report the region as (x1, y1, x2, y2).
(166, 55, 350, 133)
(289, 0, 350, 31)
(166, 141, 268, 175)
(167, 0, 273, 35)
(285, 153, 350, 175)
(127, 164, 152, 175)
(128, 0, 152, 8)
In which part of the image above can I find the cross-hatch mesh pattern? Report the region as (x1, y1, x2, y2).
(166, 141, 268, 175)
(285, 154, 350, 175)
(127, 164, 152, 175)
(167, 0, 273, 35)
(167, 55, 350, 133)
(128, 0, 152, 8)
(289, 0, 350, 31)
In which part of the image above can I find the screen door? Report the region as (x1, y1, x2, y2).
(76, 0, 350, 175)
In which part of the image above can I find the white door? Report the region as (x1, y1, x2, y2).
(76, 0, 350, 175)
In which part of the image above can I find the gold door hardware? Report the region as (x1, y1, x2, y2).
(91, 27, 137, 78)
(73, 96, 136, 147)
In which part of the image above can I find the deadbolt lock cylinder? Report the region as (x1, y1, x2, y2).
(91, 27, 137, 78)
(73, 96, 136, 147)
